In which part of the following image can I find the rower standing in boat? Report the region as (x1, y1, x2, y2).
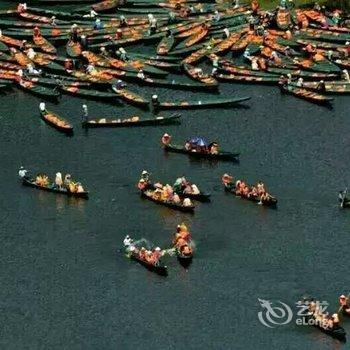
(18, 166, 28, 179)
(94, 18, 103, 31)
(55, 172, 63, 189)
(82, 104, 89, 124)
(168, 11, 176, 24)
(151, 95, 159, 113)
(137, 69, 145, 80)
(140, 170, 150, 183)
(161, 133, 171, 145)
(119, 15, 128, 27)
(342, 70, 350, 82)
(70, 24, 79, 43)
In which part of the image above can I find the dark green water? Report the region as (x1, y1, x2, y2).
(1, 2, 350, 349)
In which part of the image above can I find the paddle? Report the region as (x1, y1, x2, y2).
(340, 188, 347, 208)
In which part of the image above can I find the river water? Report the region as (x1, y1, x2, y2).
(1, 2, 350, 349)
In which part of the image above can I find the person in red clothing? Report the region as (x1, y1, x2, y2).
(251, 0, 259, 15)
(33, 26, 41, 38)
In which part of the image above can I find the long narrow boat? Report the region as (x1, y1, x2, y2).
(66, 40, 82, 58)
(112, 86, 149, 106)
(157, 35, 175, 55)
(163, 143, 239, 161)
(146, 181, 210, 202)
(33, 35, 57, 54)
(289, 81, 350, 94)
(22, 177, 89, 199)
(83, 113, 181, 127)
(155, 96, 251, 109)
(126, 248, 168, 276)
(223, 181, 278, 208)
(276, 8, 292, 30)
(217, 73, 279, 84)
(298, 298, 346, 342)
(280, 83, 333, 104)
(59, 85, 122, 102)
(141, 189, 195, 213)
(138, 76, 218, 90)
(18, 79, 60, 101)
(39, 103, 73, 134)
(182, 63, 217, 85)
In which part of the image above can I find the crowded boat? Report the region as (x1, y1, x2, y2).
(172, 223, 194, 263)
(222, 173, 277, 207)
(19, 167, 88, 197)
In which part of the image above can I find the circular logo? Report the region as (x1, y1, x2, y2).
(258, 298, 293, 328)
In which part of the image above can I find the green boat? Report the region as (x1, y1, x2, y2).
(60, 85, 122, 102)
(17, 79, 60, 101)
(154, 96, 251, 109)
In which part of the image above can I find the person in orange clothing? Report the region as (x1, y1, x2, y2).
(33, 26, 41, 38)
(251, 0, 259, 15)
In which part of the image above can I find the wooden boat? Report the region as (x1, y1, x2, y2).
(163, 143, 239, 161)
(266, 67, 338, 80)
(127, 249, 168, 276)
(66, 40, 81, 58)
(112, 86, 149, 106)
(92, 0, 121, 12)
(276, 8, 291, 30)
(39, 105, 73, 134)
(22, 177, 89, 199)
(141, 189, 195, 213)
(280, 83, 333, 104)
(157, 35, 175, 55)
(60, 85, 121, 102)
(146, 181, 210, 202)
(224, 182, 278, 208)
(173, 24, 209, 50)
(217, 74, 279, 84)
(175, 246, 193, 265)
(138, 76, 218, 91)
(155, 96, 251, 109)
(290, 81, 350, 94)
(83, 113, 181, 127)
(299, 298, 346, 342)
(182, 64, 217, 85)
(33, 35, 57, 54)
(18, 79, 60, 101)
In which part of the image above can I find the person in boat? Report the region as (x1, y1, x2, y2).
(80, 35, 87, 50)
(168, 11, 176, 24)
(50, 16, 56, 26)
(76, 183, 85, 193)
(94, 18, 103, 31)
(151, 95, 159, 111)
(137, 178, 147, 191)
(257, 181, 265, 195)
(114, 29, 123, 41)
(152, 247, 162, 264)
(193, 67, 203, 78)
(64, 174, 72, 187)
(279, 75, 288, 86)
(33, 27, 41, 38)
(279, 0, 286, 9)
(243, 48, 251, 60)
(86, 63, 96, 75)
(173, 193, 181, 204)
(27, 64, 41, 76)
(137, 69, 145, 80)
(223, 28, 230, 39)
(26, 47, 36, 60)
(55, 172, 63, 189)
(317, 80, 326, 92)
(259, 191, 270, 203)
(234, 0, 240, 8)
(118, 47, 127, 61)
(213, 10, 221, 22)
(339, 295, 350, 314)
(84, 8, 98, 18)
(17, 3, 27, 13)
(183, 198, 193, 207)
(140, 170, 150, 183)
(342, 69, 350, 82)
(251, 58, 259, 71)
(161, 133, 171, 145)
(119, 15, 128, 28)
(139, 247, 146, 260)
(114, 79, 126, 90)
(222, 173, 233, 186)
(296, 77, 304, 87)
(209, 142, 219, 154)
(64, 59, 73, 72)
(36, 174, 49, 187)
(18, 166, 28, 178)
(123, 235, 133, 247)
(70, 24, 79, 43)
(191, 184, 200, 195)
(149, 17, 158, 35)
(20, 40, 28, 51)
(251, 0, 259, 15)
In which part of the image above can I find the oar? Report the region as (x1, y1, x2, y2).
(341, 187, 348, 208)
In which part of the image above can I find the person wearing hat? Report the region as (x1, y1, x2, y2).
(118, 47, 127, 61)
(114, 29, 123, 40)
(18, 166, 28, 178)
(140, 170, 150, 181)
(342, 69, 350, 82)
(137, 69, 145, 80)
(33, 26, 41, 38)
(152, 247, 162, 263)
(50, 16, 56, 26)
(151, 94, 159, 112)
(94, 18, 103, 30)
(137, 178, 147, 191)
(161, 133, 171, 145)
(55, 172, 63, 188)
(119, 15, 127, 27)
(317, 80, 326, 92)
(123, 235, 133, 247)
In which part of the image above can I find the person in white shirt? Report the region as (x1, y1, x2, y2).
(18, 166, 27, 178)
(137, 69, 145, 79)
(86, 64, 95, 74)
(191, 184, 200, 195)
(183, 198, 193, 207)
(26, 48, 36, 60)
(55, 172, 63, 188)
